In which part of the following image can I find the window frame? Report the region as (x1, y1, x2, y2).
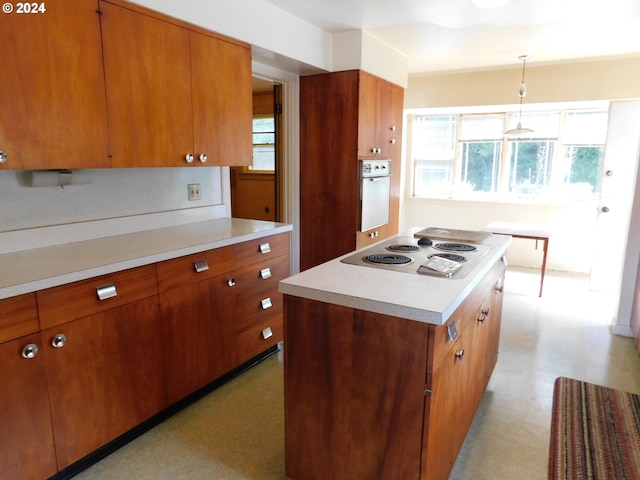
(409, 107, 608, 205)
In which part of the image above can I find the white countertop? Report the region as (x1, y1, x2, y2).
(0, 217, 292, 300)
(278, 231, 511, 326)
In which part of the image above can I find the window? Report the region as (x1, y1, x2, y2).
(410, 108, 608, 203)
(412, 115, 456, 195)
(251, 116, 275, 171)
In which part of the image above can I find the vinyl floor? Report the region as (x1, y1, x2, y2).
(73, 267, 640, 480)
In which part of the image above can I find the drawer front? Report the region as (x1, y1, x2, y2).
(236, 289, 283, 333)
(232, 254, 290, 302)
(37, 265, 158, 329)
(0, 293, 39, 344)
(157, 245, 234, 292)
(236, 314, 283, 365)
(430, 260, 505, 372)
(234, 232, 289, 269)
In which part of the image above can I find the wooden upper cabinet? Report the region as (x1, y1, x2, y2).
(191, 32, 253, 166)
(99, 0, 252, 167)
(0, 0, 110, 169)
(99, 1, 193, 167)
(357, 72, 404, 158)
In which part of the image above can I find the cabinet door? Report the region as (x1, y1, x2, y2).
(44, 296, 167, 469)
(422, 336, 475, 480)
(1, 0, 110, 169)
(0, 333, 57, 480)
(191, 32, 252, 166)
(160, 274, 237, 404)
(357, 72, 380, 157)
(100, 1, 193, 167)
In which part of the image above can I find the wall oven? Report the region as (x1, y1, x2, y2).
(360, 159, 391, 232)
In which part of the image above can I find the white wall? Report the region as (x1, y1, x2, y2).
(402, 198, 597, 273)
(0, 168, 223, 232)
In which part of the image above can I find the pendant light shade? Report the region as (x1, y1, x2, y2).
(504, 54, 534, 137)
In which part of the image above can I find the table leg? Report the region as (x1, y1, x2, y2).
(539, 238, 549, 297)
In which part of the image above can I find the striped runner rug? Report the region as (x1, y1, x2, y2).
(548, 377, 640, 479)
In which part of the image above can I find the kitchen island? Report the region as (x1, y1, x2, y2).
(279, 228, 511, 480)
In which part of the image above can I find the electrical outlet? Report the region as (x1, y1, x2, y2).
(188, 183, 201, 201)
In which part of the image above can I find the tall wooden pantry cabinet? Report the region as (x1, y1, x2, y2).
(299, 70, 404, 271)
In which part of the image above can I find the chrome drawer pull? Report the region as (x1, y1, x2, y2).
(261, 298, 273, 310)
(260, 268, 272, 279)
(194, 259, 209, 273)
(96, 283, 117, 301)
(259, 242, 271, 254)
(447, 322, 459, 342)
(261, 327, 273, 340)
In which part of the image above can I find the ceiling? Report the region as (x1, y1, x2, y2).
(263, 0, 640, 74)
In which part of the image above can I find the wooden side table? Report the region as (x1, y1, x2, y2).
(483, 221, 551, 297)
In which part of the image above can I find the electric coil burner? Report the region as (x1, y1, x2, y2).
(429, 253, 466, 262)
(340, 234, 490, 279)
(433, 242, 477, 253)
(363, 253, 412, 266)
(386, 244, 420, 253)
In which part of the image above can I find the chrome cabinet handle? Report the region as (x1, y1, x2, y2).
(21, 343, 39, 359)
(227, 277, 236, 287)
(96, 283, 117, 301)
(259, 242, 271, 254)
(477, 314, 486, 324)
(194, 259, 209, 273)
(198, 154, 207, 163)
(482, 307, 490, 315)
(51, 334, 67, 348)
(369, 230, 379, 238)
(260, 267, 272, 279)
(0, 151, 7, 164)
(261, 298, 273, 310)
(390, 125, 396, 132)
(455, 349, 465, 360)
(185, 153, 194, 163)
(390, 138, 396, 144)
(261, 327, 273, 340)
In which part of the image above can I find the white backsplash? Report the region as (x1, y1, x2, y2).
(0, 167, 230, 252)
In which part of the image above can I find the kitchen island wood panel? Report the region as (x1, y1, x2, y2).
(285, 297, 427, 480)
(0, 0, 110, 169)
(283, 253, 507, 480)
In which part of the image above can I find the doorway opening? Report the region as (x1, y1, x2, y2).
(230, 77, 284, 222)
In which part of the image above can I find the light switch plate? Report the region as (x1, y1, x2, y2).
(188, 183, 201, 201)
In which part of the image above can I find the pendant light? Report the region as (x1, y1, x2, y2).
(504, 54, 534, 137)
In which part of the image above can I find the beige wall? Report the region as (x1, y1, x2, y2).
(405, 55, 640, 109)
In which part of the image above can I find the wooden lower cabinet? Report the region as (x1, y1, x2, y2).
(284, 260, 506, 480)
(0, 332, 57, 480)
(43, 294, 167, 469)
(0, 232, 290, 479)
(160, 273, 237, 404)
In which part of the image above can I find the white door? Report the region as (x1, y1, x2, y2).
(589, 101, 640, 292)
